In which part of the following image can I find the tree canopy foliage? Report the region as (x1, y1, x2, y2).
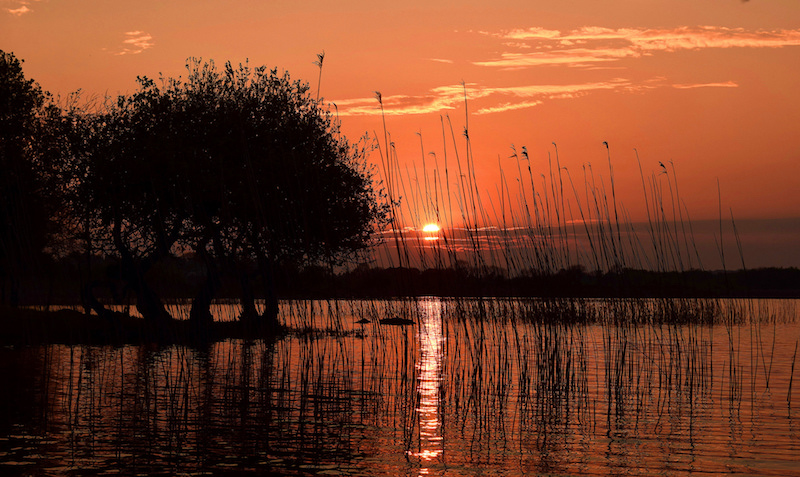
(4, 54, 388, 328)
(0, 51, 52, 306)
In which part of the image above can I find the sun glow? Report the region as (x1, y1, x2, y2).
(422, 223, 440, 233)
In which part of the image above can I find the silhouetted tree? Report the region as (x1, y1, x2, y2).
(0, 51, 50, 306)
(71, 59, 388, 328)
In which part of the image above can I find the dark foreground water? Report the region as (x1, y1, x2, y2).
(1, 298, 799, 476)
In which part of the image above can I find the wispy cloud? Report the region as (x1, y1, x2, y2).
(334, 26, 763, 118)
(5, 0, 38, 16)
(473, 100, 543, 115)
(474, 48, 638, 69)
(429, 58, 454, 64)
(334, 79, 635, 116)
(115, 31, 155, 55)
(476, 26, 800, 68)
(334, 92, 460, 116)
(672, 81, 739, 89)
(7, 5, 28, 15)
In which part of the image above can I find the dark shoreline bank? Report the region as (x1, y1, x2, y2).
(0, 306, 288, 346)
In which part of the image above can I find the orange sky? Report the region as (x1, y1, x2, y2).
(4, 0, 800, 266)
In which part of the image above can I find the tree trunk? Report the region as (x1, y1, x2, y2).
(239, 271, 260, 325)
(112, 218, 171, 325)
(118, 250, 170, 325)
(134, 279, 171, 325)
(255, 252, 280, 330)
(190, 248, 219, 327)
(190, 277, 216, 327)
(238, 269, 281, 333)
(81, 280, 127, 323)
(260, 260, 280, 329)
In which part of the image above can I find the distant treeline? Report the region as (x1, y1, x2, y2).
(17, 255, 800, 305)
(328, 266, 800, 299)
(182, 263, 800, 299)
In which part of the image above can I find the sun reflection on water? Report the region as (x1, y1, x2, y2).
(408, 297, 445, 473)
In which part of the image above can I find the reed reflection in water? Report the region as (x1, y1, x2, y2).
(0, 298, 799, 476)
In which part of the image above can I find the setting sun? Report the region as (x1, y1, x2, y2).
(422, 223, 440, 233)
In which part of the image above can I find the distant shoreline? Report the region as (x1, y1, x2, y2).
(6, 265, 800, 307)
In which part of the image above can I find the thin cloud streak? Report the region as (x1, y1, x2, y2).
(334, 26, 764, 118)
(335, 79, 634, 117)
(473, 100, 543, 115)
(335, 92, 459, 116)
(6, 5, 29, 15)
(672, 81, 739, 89)
(115, 31, 155, 56)
(474, 48, 639, 68)
(477, 26, 800, 68)
(5, 0, 40, 16)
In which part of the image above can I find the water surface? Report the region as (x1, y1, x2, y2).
(1, 298, 798, 476)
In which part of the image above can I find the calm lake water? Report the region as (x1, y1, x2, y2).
(1, 298, 799, 476)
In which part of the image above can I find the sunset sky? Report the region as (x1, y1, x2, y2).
(3, 0, 800, 267)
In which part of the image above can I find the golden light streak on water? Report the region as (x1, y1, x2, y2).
(408, 297, 444, 473)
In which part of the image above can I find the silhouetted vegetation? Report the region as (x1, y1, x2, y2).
(1, 51, 797, 344)
(82, 61, 383, 327)
(0, 51, 53, 306)
(2, 53, 388, 334)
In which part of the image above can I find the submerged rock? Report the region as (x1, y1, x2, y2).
(379, 316, 415, 325)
